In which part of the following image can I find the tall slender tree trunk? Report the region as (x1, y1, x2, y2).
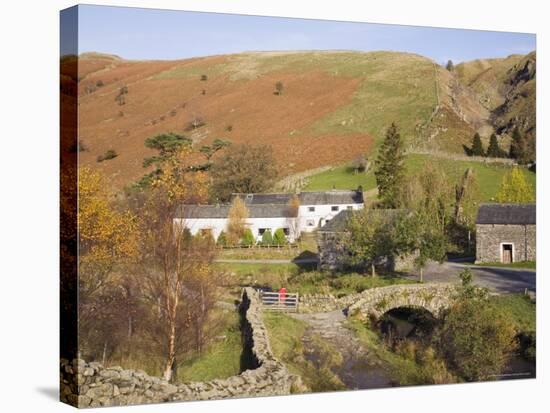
(102, 342, 108, 366)
(163, 319, 177, 381)
(163, 294, 179, 382)
(419, 267, 424, 283)
(371, 263, 376, 278)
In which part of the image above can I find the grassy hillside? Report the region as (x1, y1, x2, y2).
(70, 50, 495, 189)
(304, 153, 535, 202)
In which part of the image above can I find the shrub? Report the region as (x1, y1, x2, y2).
(200, 74, 208, 81)
(273, 228, 288, 246)
(97, 149, 118, 162)
(240, 228, 256, 247)
(436, 298, 517, 381)
(274, 81, 284, 95)
(186, 116, 206, 131)
(261, 229, 273, 246)
(225, 125, 233, 132)
(217, 231, 228, 247)
(182, 227, 193, 245)
(96, 79, 104, 87)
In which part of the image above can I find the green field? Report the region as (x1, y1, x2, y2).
(304, 153, 536, 202)
(177, 311, 242, 382)
(215, 262, 413, 295)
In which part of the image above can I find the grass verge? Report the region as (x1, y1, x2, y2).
(475, 261, 536, 270)
(263, 312, 345, 392)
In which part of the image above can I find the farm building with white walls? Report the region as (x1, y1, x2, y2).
(175, 190, 364, 243)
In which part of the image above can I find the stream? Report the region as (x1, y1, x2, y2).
(291, 311, 395, 390)
(292, 309, 534, 390)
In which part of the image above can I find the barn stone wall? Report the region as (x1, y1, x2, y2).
(476, 224, 536, 263)
(60, 288, 296, 408)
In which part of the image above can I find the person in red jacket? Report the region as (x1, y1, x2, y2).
(278, 287, 287, 305)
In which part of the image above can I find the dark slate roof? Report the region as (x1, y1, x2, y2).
(300, 190, 364, 205)
(476, 203, 536, 225)
(319, 210, 354, 232)
(231, 190, 364, 206)
(176, 204, 291, 219)
(231, 193, 294, 205)
(319, 208, 406, 233)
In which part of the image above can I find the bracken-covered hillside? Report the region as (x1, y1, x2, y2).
(63, 50, 535, 189)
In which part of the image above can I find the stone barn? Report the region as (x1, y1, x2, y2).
(317, 209, 415, 272)
(475, 203, 536, 264)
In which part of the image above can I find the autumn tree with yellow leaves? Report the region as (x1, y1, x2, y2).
(77, 167, 140, 359)
(226, 196, 249, 246)
(495, 167, 535, 203)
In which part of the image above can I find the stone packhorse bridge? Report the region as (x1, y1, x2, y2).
(299, 283, 458, 319)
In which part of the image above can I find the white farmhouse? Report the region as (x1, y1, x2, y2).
(175, 189, 364, 243)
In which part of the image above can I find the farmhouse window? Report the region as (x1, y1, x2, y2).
(258, 228, 269, 235)
(306, 219, 315, 226)
(308, 206, 315, 212)
(283, 228, 290, 236)
(331, 206, 339, 211)
(347, 205, 353, 210)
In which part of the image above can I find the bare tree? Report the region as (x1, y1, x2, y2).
(286, 194, 301, 242)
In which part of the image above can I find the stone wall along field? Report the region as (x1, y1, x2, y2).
(60, 288, 296, 408)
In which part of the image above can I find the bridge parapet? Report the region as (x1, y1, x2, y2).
(348, 283, 458, 319)
(298, 283, 458, 317)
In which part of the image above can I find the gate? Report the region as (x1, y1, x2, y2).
(259, 291, 299, 312)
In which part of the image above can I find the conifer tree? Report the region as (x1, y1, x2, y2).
(486, 133, 504, 158)
(470, 133, 485, 157)
(241, 228, 256, 247)
(273, 228, 288, 246)
(509, 127, 526, 162)
(216, 231, 228, 247)
(374, 123, 406, 208)
(261, 229, 273, 246)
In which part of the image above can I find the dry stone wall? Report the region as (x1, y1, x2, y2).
(60, 288, 295, 408)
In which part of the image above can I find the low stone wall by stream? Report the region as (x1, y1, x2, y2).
(60, 288, 296, 408)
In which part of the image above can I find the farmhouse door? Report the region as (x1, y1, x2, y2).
(502, 244, 513, 263)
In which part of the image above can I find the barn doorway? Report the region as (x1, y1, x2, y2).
(501, 243, 514, 263)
